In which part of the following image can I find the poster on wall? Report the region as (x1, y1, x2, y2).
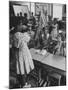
(13, 5, 30, 19)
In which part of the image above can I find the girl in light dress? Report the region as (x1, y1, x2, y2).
(14, 29, 34, 88)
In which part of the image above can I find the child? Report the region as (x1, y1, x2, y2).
(53, 34, 62, 55)
(51, 18, 58, 40)
(14, 29, 34, 88)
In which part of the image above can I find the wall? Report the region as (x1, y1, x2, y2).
(53, 4, 63, 20)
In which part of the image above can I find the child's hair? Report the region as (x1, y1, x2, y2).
(57, 34, 62, 41)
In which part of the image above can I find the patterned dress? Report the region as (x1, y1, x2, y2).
(51, 24, 58, 39)
(14, 32, 34, 75)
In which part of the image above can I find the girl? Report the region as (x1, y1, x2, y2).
(14, 26, 34, 88)
(53, 34, 62, 55)
(51, 18, 58, 40)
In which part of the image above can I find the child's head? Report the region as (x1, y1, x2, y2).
(53, 18, 58, 25)
(45, 26, 48, 30)
(57, 34, 62, 41)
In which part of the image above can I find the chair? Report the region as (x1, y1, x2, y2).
(29, 68, 39, 87)
(41, 66, 61, 86)
(48, 72, 62, 86)
(29, 60, 43, 87)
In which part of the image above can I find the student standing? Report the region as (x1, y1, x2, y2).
(14, 27, 34, 87)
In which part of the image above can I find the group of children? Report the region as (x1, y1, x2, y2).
(10, 12, 66, 88)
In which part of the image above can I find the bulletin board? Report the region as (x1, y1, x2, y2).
(13, 5, 30, 18)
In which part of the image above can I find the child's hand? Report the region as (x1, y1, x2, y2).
(55, 45, 59, 49)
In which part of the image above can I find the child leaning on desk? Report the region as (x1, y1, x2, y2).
(53, 34, 63, 55)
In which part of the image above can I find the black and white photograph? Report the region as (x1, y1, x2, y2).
(9, 0, 66, 89)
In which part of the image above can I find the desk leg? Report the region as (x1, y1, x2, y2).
(58, 77, 61, 86)
(46, 75, 50, 86)
(38, 69, 42, 86)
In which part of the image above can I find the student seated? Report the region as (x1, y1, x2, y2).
(34, 27, 49, 50)
(40, 27, 49, 49)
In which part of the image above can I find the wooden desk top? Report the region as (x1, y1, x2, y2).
(30, 48, 66, 71)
